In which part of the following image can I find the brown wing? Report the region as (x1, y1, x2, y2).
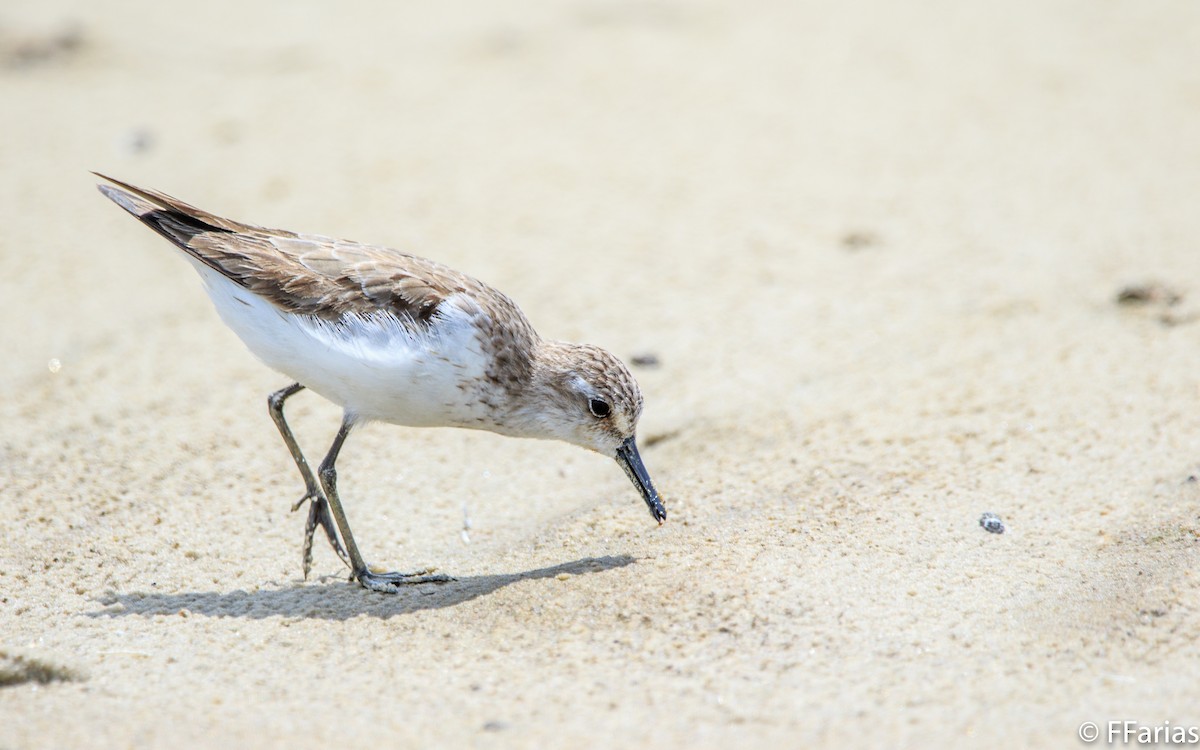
(187, 232, 470, 321)
(95, 173, 470, 322)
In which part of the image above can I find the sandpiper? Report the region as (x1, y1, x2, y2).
(96, 174, 665, 593)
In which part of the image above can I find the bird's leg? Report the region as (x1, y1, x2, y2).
(317, 414, 453, 593)
(267, 383, 349, 577)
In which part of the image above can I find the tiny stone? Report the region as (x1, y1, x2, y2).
(841, 231, 880, 251)
(121, 129, 155, 155)
(1116, 282, 1181, 307)
(979, 512, 1005, 534)
(47, 358, 62, 374)
(482, 720, 509, 732)
(630, 352, 661, 368)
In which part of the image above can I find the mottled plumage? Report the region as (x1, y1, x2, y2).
(96, 173, 664, 593)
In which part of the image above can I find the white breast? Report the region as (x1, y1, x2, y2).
(191, 261, 495, 427)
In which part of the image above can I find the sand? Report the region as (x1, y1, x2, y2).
(2, 1, 1200, 747)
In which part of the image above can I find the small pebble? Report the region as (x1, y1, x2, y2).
(6, 24, 84, 69)
(841, 230, 880, 251)
(120, 128, 155, 155)
(979, 512, 1005, 534)
(630, 352, 661, 368)
(1116, 282, 1181, 307)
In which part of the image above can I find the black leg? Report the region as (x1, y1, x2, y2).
(267, 383, 349, 577)
(316, 413, 452, 593)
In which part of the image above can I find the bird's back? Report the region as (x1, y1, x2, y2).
(96, 174, 486, 324)
(97, 175, 542, 423)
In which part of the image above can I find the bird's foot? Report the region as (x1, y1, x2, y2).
(353, 566, 455, 593)
(292, 484, 351, 578)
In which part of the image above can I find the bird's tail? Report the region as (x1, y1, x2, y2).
(94, 172, 237, 251)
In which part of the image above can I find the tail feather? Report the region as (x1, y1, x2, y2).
(95, 172, 235, 251)
(97, 182, 156, 217)
(93, 172, 242, 227)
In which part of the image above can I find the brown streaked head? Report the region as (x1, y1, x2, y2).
(512, 341, 665, 523)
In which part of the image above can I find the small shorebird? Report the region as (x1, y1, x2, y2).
(96, 174, 665, 593)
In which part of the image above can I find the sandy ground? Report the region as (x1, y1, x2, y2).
(2, 1, 1200, 747)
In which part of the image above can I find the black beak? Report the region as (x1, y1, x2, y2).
(615, 435, 666, 524)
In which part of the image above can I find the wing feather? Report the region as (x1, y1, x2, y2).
(97, 174, 462, 323)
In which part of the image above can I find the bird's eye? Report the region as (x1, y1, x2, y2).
(588, 398, 611, 418)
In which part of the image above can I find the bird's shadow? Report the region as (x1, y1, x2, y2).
(87, 556, 635, 621)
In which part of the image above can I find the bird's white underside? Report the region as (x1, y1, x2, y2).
(192, 260, 496, 427)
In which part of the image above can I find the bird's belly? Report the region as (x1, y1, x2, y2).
(195, 265, 494, 427)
